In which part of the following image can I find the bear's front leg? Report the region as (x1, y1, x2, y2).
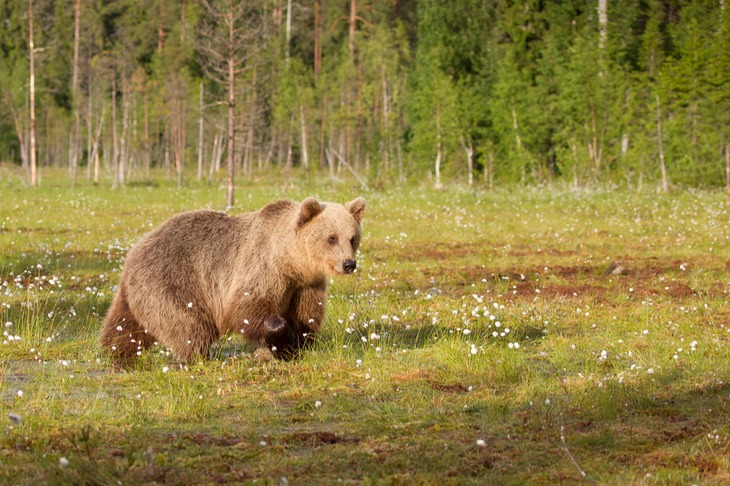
(278, 284, 326, 358)
(264, 315, 299, 360)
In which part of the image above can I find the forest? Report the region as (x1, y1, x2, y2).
(1, 0, 729, 199)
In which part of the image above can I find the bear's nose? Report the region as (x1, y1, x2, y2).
(343, 259, 357, 274)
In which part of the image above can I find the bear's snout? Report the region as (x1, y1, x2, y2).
(343, 259, 357, 274)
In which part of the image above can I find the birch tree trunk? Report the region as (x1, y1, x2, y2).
(28, 0, 38, 187)
(144, 91, 151, 183)
(198, 80, 204, 181)
(434, 107, 443, 189)
(656, 94, 668, 192)
(285, 0, 292, 64)
(112, 75, 119, 190)
(598, 0, 608, 51)
(726, 142, 729, 205)
(89, 105, 106, 186)
(511, 103, 524, 180)
(71, 0, 81, 186)
(381, 66, 390, 171)
(300, 106, 309, 173)
(119, 86, 129, 187)
(319, 93, 327, 167)
(226, 8, 236, 209)
(348, 0, 356, 60)
(245, 67, 257, 180)
(461, 137, 474, 186)
(86, 75, 93, 182)
(314, 0, 321, 79)
(4, 91, 28, 174)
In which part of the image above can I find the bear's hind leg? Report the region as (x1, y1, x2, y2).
(101, 283, 156, 360)
(151, 305, 219, 364)
(167, 327, 217, 364)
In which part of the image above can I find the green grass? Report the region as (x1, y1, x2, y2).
(2, 169, 730, 484)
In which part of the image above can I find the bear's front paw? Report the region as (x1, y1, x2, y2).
(264, 316, 298, 360)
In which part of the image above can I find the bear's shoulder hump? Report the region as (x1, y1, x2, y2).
(258, 200, 297, 218)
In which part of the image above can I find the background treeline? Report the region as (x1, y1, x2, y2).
(1, 0, 729, 192)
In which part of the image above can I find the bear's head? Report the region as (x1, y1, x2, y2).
(295, 196, 366, 278)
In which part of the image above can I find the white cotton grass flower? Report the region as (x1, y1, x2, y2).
(59, 457, 69, 467)
(476, 439, 486, 447)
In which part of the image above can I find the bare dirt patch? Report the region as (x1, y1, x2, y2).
(282, 431, 357, 447)
(177, 433, 244, 447)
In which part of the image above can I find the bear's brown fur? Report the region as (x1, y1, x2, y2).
(100, 196, 365, 362)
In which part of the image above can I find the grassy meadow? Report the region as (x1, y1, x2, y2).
(1, 169, 730, 484)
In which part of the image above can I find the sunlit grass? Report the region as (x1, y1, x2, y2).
(1, 169, 730, 483)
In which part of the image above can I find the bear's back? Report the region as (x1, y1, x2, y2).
(125, 210, 242, 279)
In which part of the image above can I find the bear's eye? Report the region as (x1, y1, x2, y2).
(327, 235, 338, 245)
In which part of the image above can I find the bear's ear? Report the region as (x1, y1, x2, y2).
(298, 197, 323, 227)
(346, 197, 366, 223)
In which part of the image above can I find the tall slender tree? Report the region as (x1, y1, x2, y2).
(198, 0, 269, 208)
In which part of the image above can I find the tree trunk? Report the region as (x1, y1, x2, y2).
(511, 104, 522, 151)
(348, 0, 356, 61)
(397, 138, 403, 184)
(726, 142, 730, 206)
(178, 84, 186, 187)
(598, 0, 608, 51)
(300, 106, 309, 173)
(119, 86, 129, 187)
(249, 65, 258, 179)
(434, 107, 443, 189)
(71, 0, 81, 186)
(198, 80, 204, 181)
(86, 74, 93, 182)
(28, 0, 37, 187)
(285, 0, 292, 63)
(319, 93, 327, 168)
(209, 130, 220, 184)
(112, 75, 119, 189)
(314, 0, 321, 79)
(284, 116, 293, 187)
(245, 66, 257, 180)
(571, 143, 579, 190)
(656, 94, 668, 192)
(461, 138, 474, 186)
(381, 66, 390, 171)
(487, 149, 494, 191)
(172, 79, 183, 188)
(144, 91, 151, 183)
(5, 91, 28, 174)
(226, 7, 235, 208)
(89, 105, 106, 186)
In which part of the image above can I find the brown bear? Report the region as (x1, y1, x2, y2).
(100, 196, 365, 362)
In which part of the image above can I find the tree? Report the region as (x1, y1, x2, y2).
(197, 0, 269, 208)
(28, 0, 37, 187)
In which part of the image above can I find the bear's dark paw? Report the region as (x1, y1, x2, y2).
(264, 316, 298, 360)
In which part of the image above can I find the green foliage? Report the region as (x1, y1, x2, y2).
(0, 0, 729, 189)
